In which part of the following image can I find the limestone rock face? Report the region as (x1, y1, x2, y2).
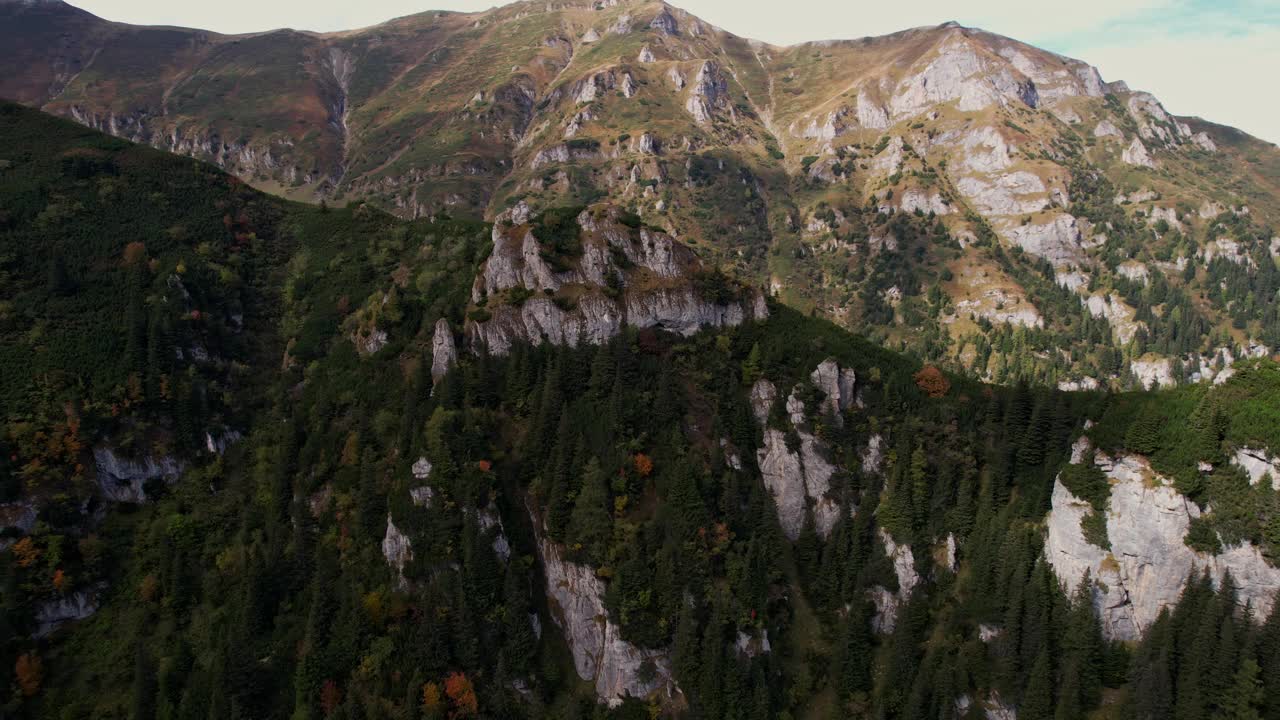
(1045, 442, 1280, 640)
(1130, 355, 1175, 389)
(1233, 448, 1280, 489)
(536, 530, 679, 707)
(431, 318, 457, 382)
(861, 434, 885, 475)
(382, 514, 413, 588)
(0, 501, 37, 551)
(749, 377, 777, 425)
(94, 446, 184, 503)
(957, 126, 1014, 173)
(685, 61, 730, 125)
(468, 206, 767, 355)
(1093, 119, 1121, 138)
(809, 359, 857, 421)
(1123, 137, 1157, 168)
(957, 172, 1048, 216)
(649, 7, 679, 35)
(889, 37, 1038, 120)
(35, 589, 101, 638)
(897, 188, 953, 215)
(1006, 213, 1083, 266)
(871, 528, 919, 633)
(750, 369, 852, 540)
(1084, 292, 1143, 344)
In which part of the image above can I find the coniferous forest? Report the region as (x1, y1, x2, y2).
(3, 90, 1280, 720)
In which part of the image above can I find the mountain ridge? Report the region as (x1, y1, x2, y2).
(4, 0, 1280, 389)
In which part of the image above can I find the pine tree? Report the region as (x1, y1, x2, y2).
(1021, 647, 1054, 720)
(1218, 658, 1264, 720)
(567, 457, 612, 564)
(1125, 413, 1161, 455)
(741, 343, 762, 387)
(838, 599, 873, 696)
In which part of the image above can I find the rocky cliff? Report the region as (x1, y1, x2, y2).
(747, 358, 859, 541)
(6, 0, 1279, 389)
(1045, 437, 1280, 640)
(534, 522, 679, 707)
(466, 203, 767, 354)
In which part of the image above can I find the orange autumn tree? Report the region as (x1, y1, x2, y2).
(421, 682, 444, 718)
(633, 453, 653, 477)
(444, 672, 478, 717)
(11, 537, 40, 568)
(914, 365, 951, 398)
(15, 653, 42, 697)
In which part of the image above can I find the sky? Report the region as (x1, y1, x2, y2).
(68, 0, 1280, 145)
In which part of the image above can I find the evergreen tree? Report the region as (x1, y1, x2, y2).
(567, 457, 612, 564)
(1021, 647, 1054, 720)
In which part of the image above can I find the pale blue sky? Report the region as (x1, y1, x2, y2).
(69, 0, 1280, 144)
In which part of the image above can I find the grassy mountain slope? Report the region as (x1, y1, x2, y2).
(5, 0, 1280, 391)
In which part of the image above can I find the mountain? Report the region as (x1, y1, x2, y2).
(5, 0, 1280, 392)
(5, 97, 1280, 719)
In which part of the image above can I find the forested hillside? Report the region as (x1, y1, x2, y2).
(5, 0, 1280, 390)
(4, 101, 1280, 720)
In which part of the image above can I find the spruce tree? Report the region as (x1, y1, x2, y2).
(567, 457, 612, 564)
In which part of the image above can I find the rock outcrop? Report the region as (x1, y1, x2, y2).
(93, 446, 184, 503)
(535, 526, 679, 707)
(685, 61, 731, 125)
(889, 36, 1038, 120)
(382, 514, 413, 588)
(431, 318, 457, 382)
(35, 589, 101, 638)
(467, 204, 767, 355)
(1045, 440, 1280, 640)
(0, 501, 37, 551)
(1234, 448, 1280, 489)
(1122, 137, 1157, 168)
(871, 528, 920, 633)
(750, 361, 858, 540)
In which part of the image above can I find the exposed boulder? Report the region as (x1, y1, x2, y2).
(536, 528, 679, 706)
(637, 45, 656, 63)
